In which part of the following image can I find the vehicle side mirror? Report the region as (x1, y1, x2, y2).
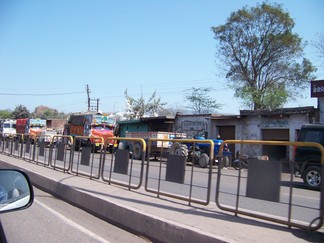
(0, 169, 34, 213)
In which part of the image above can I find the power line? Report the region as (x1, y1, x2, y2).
(0, 91, 84, 96)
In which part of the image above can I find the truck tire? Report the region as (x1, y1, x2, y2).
(199, 153, 209, 168)
(170, 142, 188, 157)
(132, 143, 142, 160)
(303, 165, 321, 188)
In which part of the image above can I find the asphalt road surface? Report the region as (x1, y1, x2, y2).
(0, 187, 151, 243)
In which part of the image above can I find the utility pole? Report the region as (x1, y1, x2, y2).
(86, 84, 100, 112)
(86, 84, 91, 111)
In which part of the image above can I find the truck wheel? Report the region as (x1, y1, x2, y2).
(132, 143, 142, 160)
(199, 153, 209, 168)
(170, 143, 188, 157)
(303, 166, 321, 188)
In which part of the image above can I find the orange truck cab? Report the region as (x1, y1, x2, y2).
(64, 112, 116, 151)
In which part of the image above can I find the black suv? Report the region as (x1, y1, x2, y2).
(294, 124, 324, 188)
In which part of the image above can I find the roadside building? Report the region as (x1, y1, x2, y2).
(175, 107, 318, 162)
(46, 119, 66, 134)
(236, 107, 318, 161)
(311, 80, 324, 122)
(174, 113, 239, 156)
(115, 106, 318, 163)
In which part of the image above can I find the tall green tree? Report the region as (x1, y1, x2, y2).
(11, 105, 30, 119)
(212, 2, 316, 110)
(124, 89, 167, 119)
(184, 87, 221, 114)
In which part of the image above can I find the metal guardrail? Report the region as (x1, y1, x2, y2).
(101, 137, 146, 190)
(217, 140, 324, 231)
(0, 134, 15, 155)
(145, 138, 215, 206)
(70, 136, 103, 179)
(34, 135, 53, 167)
(0, 132, 323, 231)
(49, 135, 73, 172)
(21, 135, 37, 162)
(12, 134, 25, 158)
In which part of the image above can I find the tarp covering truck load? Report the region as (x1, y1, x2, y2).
(16, 118, 46, 139)
(64, 112, 116, 151)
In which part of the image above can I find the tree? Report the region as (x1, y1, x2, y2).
(33, 106, 60, 119)
(212, 2, 316, 110)
(162, 105, 190, 116)
(124, 89, 167, 119)
(0, 109, 12, 119)
(184, 87, 221, 114)
(313, 31, 324, 66)
(11, 105, 30, 119)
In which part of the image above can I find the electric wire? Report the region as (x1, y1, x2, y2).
(0, 91, 84, 96)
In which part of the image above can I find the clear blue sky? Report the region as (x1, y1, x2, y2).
(0, 0, 323, 115)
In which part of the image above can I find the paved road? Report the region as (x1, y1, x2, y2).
(1, 150, 324, 242)
(32, 147, 323, 225)
(0, 187, 150, 243)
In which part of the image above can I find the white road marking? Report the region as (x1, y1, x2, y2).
(35, 199, 110, 243)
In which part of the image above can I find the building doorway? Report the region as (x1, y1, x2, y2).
(262, 129, 289, 160)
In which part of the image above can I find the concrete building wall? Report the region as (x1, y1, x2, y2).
(241, 114, 311, 159)
(174, 115, 211, 138)
(174, 108, 318, 161)
(209, 118, 239, 139)
(319, 97, 324, 123)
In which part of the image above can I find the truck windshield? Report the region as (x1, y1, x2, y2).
(3, 124, 16, 128)
(92, 125, 113, 131)
(30, 125, 43, 129)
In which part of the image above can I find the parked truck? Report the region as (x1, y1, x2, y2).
(39, 128, 58, 145)
(123, 131, 186, 160)
(0, 119, 16, 137)
(63, 112, 116, 151)
(16, 118, 47, 139)
(116, 117, 187, 160)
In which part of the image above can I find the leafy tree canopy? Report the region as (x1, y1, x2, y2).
(184, 87, 221, 114)
(124, 89, 167, 119)
(0, 109, 12, 119)
(33, 106, 60, 119)
(212, 2, 316, 110)
(11, 105, 30, 119)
